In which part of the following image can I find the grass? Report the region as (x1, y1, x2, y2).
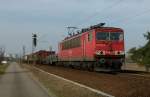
(0, 64, 8, 74)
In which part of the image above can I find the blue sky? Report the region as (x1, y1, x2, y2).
(0, 0, 150, 55)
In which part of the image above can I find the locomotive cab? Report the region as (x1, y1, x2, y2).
(94, 28, 125, 71)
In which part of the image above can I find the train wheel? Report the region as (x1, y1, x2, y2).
(113, 63, 121, 71)
(88, 64, 94, 72)
(81, 62, 85, 70)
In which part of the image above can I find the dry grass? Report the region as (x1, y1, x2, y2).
(24, 64, 109, 97)
(0, 64, 8, 74)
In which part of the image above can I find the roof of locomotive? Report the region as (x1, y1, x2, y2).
(61, 27, 123, 42)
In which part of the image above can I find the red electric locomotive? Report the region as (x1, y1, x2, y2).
(58, 23, 125, 71)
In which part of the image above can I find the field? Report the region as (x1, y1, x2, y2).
(0, 64, 8, 74)
(122, 63, 147, 71)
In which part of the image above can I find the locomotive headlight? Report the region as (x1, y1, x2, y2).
(115, 51, 125, 55)
(96, 51, 105, 55)
(120, 51, 125, 55)
(95, 51, 100, 55)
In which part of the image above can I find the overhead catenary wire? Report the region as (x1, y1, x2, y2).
(66, 1, 150, 38)
(109, 8, 150, 29)
(75, 0, 124, 27)
(111, 8, 150, 25)
(75, 0, 150, 29)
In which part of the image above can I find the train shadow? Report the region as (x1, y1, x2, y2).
(96, 71, 118, 75)
(119, 70, 150, 74)
(96, 70, 150, 75)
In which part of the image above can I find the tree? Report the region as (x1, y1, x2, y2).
(128, 47, 136, 54)
(0, 47, 5, 64)
(144, 31, 150, 41)
(129, 31, 150, 71)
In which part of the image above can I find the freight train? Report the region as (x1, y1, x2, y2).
(27, 23, 125, 72)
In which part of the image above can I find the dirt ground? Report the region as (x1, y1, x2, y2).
(31, 64, 150, 97)
(122, 63, 147, 72)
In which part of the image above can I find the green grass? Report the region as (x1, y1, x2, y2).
(0, 64, 8, 74)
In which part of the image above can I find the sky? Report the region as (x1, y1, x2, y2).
(0, 0, 150, 55)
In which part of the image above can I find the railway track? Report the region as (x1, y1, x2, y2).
(119, 70, 150, 78)
(28, 64, 150, 97)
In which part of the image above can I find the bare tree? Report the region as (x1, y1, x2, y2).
(0, 46, 5, 64)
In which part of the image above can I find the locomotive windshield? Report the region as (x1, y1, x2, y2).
(96, 32, 109, 40)
(110, 32, 123, 40)
(96, 32, 123, 41)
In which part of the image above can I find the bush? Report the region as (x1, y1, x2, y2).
(128, 31, 150, 67)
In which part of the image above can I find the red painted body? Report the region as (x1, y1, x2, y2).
(58, 27, 125, 62)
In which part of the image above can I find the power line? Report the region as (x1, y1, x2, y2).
(75, 0, 124, 27)
(111, 8, 150, 28)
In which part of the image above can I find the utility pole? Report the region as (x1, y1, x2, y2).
(22, 45, 26, 63)
(32, 33, 37, 65)
(49, 46, 52, 51)
(23, 46, 26, 57)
